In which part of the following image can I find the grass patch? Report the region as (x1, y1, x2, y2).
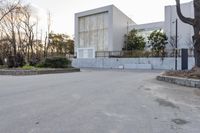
(21, 65, 37, 70)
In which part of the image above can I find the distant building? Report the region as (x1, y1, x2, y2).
(130, 22, 164, 49)
(164, 1, 193, 49)
(75, 1, 194, 58)
(75, 5, 135, 58)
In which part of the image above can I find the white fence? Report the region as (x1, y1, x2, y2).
(77, 48, 95, 59)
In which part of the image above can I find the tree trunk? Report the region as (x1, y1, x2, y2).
(175, 0, 200, 67)
(11, 12, 17, 67)
(193, 0, 200, 67)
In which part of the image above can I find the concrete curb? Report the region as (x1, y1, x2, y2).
(156, 75, 200, 89)
(0, 68, 80, 76)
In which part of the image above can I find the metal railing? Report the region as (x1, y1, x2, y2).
(94, 49, 194, 58)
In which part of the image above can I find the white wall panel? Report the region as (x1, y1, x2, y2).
(78, 12, 109, 51)
(84, 17, 89, 31)
(79, 18, 85, 32)
(79, 32, 84, 47)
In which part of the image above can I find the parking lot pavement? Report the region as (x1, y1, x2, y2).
(0, 69, 200, 133)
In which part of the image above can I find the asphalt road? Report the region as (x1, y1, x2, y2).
(0, 69, 200, 133)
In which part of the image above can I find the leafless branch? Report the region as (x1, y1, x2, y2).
(0, 0, 20, 22)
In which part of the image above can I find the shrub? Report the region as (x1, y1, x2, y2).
(7, 55, 14, 68)
(0, 58, 3, 65)
(15, 53, 25, 67)
(7, 53, 25, 68)
(21, 65, 35, 70)
(148, 30, 168, 57)
(37, 57, 71, 68)
(29, 56, 40, 66)
(125, 29, 146, 50)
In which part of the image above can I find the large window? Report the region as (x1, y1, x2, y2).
(78, 12, 108, 51)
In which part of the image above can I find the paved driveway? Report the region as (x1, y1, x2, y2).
(0, 69, 200, 133)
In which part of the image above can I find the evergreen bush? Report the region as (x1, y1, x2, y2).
(37, 57, 71, 68)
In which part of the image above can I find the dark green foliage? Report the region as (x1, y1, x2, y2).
(29, 54, 41, 66)
(7, 55, 14, 68)
(148, 30, 168, 57)
(126, 29, 146, 50)
(0, 58, 3, 65)
(7, 53, 25, 68)
(15, 53, 25, 67)
(37, 57, 71, 68)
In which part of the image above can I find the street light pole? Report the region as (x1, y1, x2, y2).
(175, 19, 178, 70)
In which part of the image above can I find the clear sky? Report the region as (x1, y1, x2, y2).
(27, 0, 192, 36)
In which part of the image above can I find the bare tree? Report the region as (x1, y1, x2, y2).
(0, 0, 20, 21)
(175, 0, 200, 67)
(0, 2, 38, 66)
(44, 11, 51, 57)
(20, 5, 36, 62)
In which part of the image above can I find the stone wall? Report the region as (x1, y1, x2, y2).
(0, 68, 80, 76)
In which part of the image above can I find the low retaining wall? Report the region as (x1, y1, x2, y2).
(72, 57, 195, 70)
(157, 75, 200, 89)
(0, 68, 80, 76)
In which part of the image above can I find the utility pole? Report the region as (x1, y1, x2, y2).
(175, 19, 178, 70)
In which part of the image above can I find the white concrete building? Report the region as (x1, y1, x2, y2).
(164, 1, 194, 49)
(75, 5, 135, 58)
(75, 1, 194, 58)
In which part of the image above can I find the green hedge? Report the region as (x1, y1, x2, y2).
(37, 57, 71, 68)
(0, 58, 3, 65)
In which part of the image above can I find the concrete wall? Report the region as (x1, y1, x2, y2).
(75, 5, 112, 53)
(72, 57, 195, 70)
(130, 22, 164, 32)
(75, 5, 135, 54)
(112, 6, 135, 51)
(164, 2, 194, 49)
(127, 1, 194, 50)
(77, 12, 109, 51)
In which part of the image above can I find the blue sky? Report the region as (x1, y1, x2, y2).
(27, 0, 192, 36)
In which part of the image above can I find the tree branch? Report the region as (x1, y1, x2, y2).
(0, 0, 20, 22)
(175, 0, 194, 26)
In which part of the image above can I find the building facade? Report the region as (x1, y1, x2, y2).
(75, 1, 194, 58)
(164, 1, 194, 49)
(75, 5, 135, 58)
